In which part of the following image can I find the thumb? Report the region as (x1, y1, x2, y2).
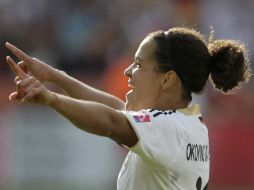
(9, 92, 21, 102)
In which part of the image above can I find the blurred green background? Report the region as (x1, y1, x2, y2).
(0, 0, 253, 189)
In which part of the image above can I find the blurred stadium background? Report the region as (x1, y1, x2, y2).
(0, 0, 253, 189)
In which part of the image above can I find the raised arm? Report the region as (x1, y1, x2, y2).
(50, 69, 125, 110)
(6, 56, 137, 147)
(49, 93, 137, 147)
(5, 42, 125, 110)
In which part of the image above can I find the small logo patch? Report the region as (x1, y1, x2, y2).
(133, 114, 151, 123)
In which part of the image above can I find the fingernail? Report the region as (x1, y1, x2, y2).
(6, 56, 12, 61)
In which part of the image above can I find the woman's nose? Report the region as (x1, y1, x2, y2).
(124, 63, 133, 77)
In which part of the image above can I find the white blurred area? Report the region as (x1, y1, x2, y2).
(2, 106, 125, 190)
(1, 106, 124, 189)
(0, 0, 254, 190)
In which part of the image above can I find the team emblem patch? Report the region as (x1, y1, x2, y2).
(133, 114, 151, 123)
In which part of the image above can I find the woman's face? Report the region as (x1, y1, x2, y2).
(124, 37, 164, 111)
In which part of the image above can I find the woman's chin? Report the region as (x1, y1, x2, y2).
(126, 89, 134, 98)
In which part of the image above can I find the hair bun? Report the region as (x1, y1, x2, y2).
(208, 40, 251, 93)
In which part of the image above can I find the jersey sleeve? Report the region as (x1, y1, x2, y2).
(121, 110, 187, 167)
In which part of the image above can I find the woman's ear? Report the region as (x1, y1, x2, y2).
(161, 70, 178, 90)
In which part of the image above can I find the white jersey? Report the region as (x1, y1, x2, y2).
(118, 104, 210, 190)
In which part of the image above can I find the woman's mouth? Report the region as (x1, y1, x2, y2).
(128, 85, 134, 89)
(126, 82, 135, 97)
(128, 81, 135, 89)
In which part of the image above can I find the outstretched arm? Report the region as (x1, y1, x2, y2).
(6, 57, 137, 147)
(5, 42, 125, 110)
(50, 69, 125, 110)
(49, 93, 137, 147)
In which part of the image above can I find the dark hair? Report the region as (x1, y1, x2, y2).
(148, 27, 251, 102)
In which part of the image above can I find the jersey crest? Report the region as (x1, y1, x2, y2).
(133, 113, 151, 123)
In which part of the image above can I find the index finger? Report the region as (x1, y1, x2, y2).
(6, 56, 27, 79)
(5, 42, 32, 62)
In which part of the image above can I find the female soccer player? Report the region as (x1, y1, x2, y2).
(5, 27, 251, 190)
